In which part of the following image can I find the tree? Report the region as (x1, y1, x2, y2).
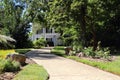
(1, 0, 46, 48)
(46, 0, 120, 50)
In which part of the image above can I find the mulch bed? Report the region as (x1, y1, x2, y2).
(80, 55, 118, 62)
(0, 58, 36, 80)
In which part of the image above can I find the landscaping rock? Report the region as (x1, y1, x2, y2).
(64, 47, 73, 55)
(6, 54, 26, 65)
(77, 52, 84, 57)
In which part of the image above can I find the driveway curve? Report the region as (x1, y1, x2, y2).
(26, 48, 120, 80)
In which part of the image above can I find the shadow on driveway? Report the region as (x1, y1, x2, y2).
(26, 49, 61, 60)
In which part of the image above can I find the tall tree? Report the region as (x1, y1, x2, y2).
(46, 0, 120, 49)
(1, 0, 45, 48)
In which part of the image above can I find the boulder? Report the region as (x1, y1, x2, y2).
(64, 47, 73, 55)
(77, 52, 84, 57)
(6, 53, 26, 65)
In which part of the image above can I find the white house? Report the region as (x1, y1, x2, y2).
(31, 28, 60, 46)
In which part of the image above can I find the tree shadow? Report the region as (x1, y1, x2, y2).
(26, 50, 61, 60)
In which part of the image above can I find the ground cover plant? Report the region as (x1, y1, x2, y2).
(51, 46, 120, 76)
(13, 64, 49, 80)
(0, 59, 20, 73)
(0, 50, 15, 58)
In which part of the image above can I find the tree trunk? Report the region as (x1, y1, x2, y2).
(79, 3, 87, 47)
(91, 26, 97, 51)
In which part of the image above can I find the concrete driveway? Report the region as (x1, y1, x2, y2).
(26, 48, 120, 80)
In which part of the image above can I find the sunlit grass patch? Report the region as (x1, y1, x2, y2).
(0, 50, 15, 58)
(15, 49, 32, 54)
(13, 64, 49, 80)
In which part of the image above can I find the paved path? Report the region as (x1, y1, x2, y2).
(26, 48, 120, 80)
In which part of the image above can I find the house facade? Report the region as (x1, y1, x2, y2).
(31, 28, 61, 46)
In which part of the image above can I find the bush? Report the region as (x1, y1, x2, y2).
(33, 38, 47, 48)
(4, 59, 20, 72)
(0, 58, 20, 72)
(95, 47, 110, 59)
(83, 47, 110, 59)
(83, 47, 96, 57)
(0, 58, 6, 73)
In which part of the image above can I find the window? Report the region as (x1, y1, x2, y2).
(46, 38, 52, 42)
(46, 28, 52, 33)
(36, 29, 43, 34)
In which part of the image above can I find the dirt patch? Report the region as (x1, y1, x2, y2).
(0, 72, 17, 80)
(0, 58, 36, 80)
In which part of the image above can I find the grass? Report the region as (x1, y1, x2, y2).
(13, 64, 49, 80)
(51, 46, 66, 57)
(0, 50, 15, 58)
(0, 48, 31, 59)
(15, 48, 32, 54)
(51, 46, 120, 76)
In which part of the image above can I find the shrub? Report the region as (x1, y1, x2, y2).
(12, 61, 21, 71)
(83, 47, 110, 59)
(33, 38, 47, 48)
(83, 47, 96, 57)
(95, 47, 110, 59)
(0, 58, 6, 73)
(0, 58, 20, 72)
(4, 59, 20, 72)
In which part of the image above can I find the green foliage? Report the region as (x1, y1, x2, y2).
(68, 56, 120, 75)
(83, 47, 95, 57)
(83, 47, 110, 59)
(13, 64, 49, 80)
(72, 42, 83, 53)
(33, 38, 47, 48)
(0, 50, 15, 58)
(1, 0, 120, 49)
(51, 46, 66, 57)
(4, 59, 20, 72)
(15, 49, 32, 54)
(0, 34, 16, 49)
(95, 47, 110, 59)
(46, 0, 120, 49)
(0, 58, 20, 73)
(0, 0, 46, 48)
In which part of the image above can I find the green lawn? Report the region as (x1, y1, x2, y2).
(15, 48, 32, 54)
(0, 49, 32, 59)
(13, 64, 49, 80)
(0, 50, 15, 58)
(51, 46, 120, 76)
